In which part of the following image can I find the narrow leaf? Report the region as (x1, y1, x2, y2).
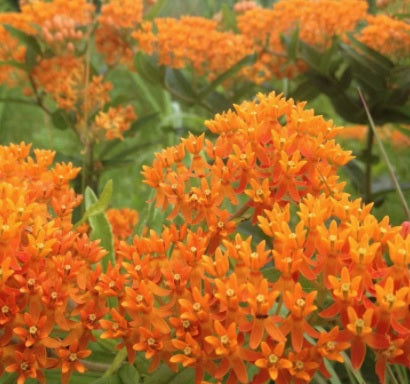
(103, 348, 128, 378)
(4, 25, 42, 55)
(51, 109, 75, 130)
(83, 182, 115, 271)
(164, 67, 197, 104)
(144, 365, 194, 384)
(75, 180, 113, 227)
(134, 52, 163, 85)
(198, 53, 256, 99)
(118, 365, 141, 384)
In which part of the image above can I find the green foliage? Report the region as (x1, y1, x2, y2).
(83, 180, 115, 271)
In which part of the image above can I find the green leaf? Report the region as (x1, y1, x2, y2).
(133, 52, 163, 85)
(340, 43, 388, 91)
(221, 3, 237, 31)
(125, 112, 159, 138)
(75, 179, 113, 227)
(339, 66, 353, 89)
(202, 90, 232, 113)
(0, 373, 18, 384)
(281, 25, 300, 63)
(291, 77, 321, 101)
(164, 67, 197, 104)
(51, 109, 76, 130)
(347, 35, 394, 74)
(343, 160, 365, 194)
(318, 37, 341, 76)
(198, 53, 257, 100)
(298, 40, 322, 71)
(390, 65, 410, 89)
(262, 267, 281, 282)
(118, 365, 141, 384)
(0, 59, 28, 70)
(103, 348, 128, 378)
(4, 25, 42, 71)
(90, 376, 122, 384)
(83, 181, 115, 271)
(144, 365, 194, 384)
(4, 25, 41, 55)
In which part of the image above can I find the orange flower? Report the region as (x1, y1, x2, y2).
(356, 14, 410, 60)
(314, 326, 350, 378)
(58, 339, 91, 384)
(205, 320, 259, 384)
(321, 266, 362, 323)
(170, 333, 217, 384)
(132, 326, 169, 372)
(281, 283, 318, 352)
(246, 278, 285, 348)
(5, 349, 45, 384)
(254, 341, 292, 383)
(345, 306, 389, 369)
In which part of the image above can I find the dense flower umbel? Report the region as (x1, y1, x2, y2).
(95, 93, 409, 383)
(0, 0, 138, 143)
(132, 16, 252, 79)
(237, 0, 368, 82)
(0, 143, 107, 384)
(357, 14, 410, 60)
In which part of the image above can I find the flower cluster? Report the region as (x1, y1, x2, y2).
(0, 0, 138, 143)
(132, 16, 251, 79)
(95, 93, 409, 383)
(237, 0, 368, 82)
(0, 13, 33, 86)
(0, 143, 107, 384)
(106, 208, 139, 249)
(357, 14, 410, 60)
(96, 0, 144, 66)
(339, 124, 410, 148)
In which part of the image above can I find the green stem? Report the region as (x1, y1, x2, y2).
(229, 199, 251, 221)
(102, 348, 128, 377)
(387, 365, 400, 384)
(358, 89, 410, 220)
(364, 123, 374, 203)
(81, 360, 111, 373)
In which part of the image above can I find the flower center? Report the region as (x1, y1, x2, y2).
(184, 346, 192, 355)
(147, 337, 156, 346)
(69, 353, 77, 362)
(268, 354, 278, 364)
(296, 298, 305, 307)
(295, 360, 304, 371)
(29, 326, 37, 335)
(355, 319, 364, 334)
(256, 294, 265, 303)
(220, 335, 229, 345)
(384, 293, 395, 305)
(326, 341, 336, 352)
